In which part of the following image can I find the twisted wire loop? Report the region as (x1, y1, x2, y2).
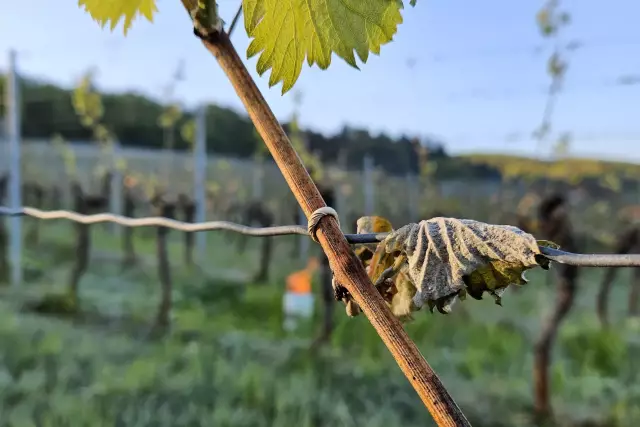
(306, 206, 340, 243)
(0, 206, 309, 236)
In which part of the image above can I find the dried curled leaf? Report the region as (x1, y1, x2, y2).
(336, 216, 556, 321)
(343, 216, 417, 321)
(334, 216, 396, 317)
(383, 218, 551, 314)
(388, 267, 416, 321)
(355, 216, 393, 257)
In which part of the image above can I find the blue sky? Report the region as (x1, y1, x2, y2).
(1, 0, 639, 162)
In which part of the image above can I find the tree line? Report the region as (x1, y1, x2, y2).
(0, 73, 501, 180)
(2, 74, 637, 189)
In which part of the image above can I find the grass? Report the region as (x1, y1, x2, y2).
(1, 220, 640, 426)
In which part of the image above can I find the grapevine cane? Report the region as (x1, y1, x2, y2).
(179, 3, 470, 425)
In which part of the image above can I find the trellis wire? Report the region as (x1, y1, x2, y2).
(1, 205, 640, 267)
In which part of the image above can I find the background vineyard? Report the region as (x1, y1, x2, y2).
(3, 0, 640, 424)
(3, 138, 639, 242)
(2, 112, 640, 426)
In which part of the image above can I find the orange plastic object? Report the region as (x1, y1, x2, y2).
(286, 257, 319, 294)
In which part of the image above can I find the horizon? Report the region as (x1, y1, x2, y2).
(4, 66, 640, 165)
(1, 0, 639, 164)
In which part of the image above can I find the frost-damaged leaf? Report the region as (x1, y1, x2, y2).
(342, 216, 418, 321)
(333, 216, 395, 317)
(242, 0, 409, 94)
(382, 217, 554, 315)
(78, 0, 157, 35)
(355, 216, 393, 258)
(340, 216, 553, 321)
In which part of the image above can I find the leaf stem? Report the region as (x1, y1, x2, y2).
(227, 2, 243, 37)
(178, 5, 471, 426)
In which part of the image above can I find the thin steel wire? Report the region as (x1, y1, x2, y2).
(2, 205, 640, 267)
(0, 206, 308, 236)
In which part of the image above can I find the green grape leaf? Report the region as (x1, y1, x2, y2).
(78, 0, 158, 35)
(243, 0, 408, 94)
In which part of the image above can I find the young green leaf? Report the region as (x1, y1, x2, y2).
(78, 0, 157, 35)
(77, 0, 416, 93)
(243, 0, 409, 94)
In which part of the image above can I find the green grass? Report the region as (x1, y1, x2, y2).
(1, 221, 640, 426)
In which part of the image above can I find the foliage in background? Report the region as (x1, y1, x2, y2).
(72, 69, 125, 181)
(0, 73, 459, 178)
(534, 0, 572, 157)
(51, 134, 77, 180)
(412, 138, 441, 215)
(288, 91, 324, 181)
(157, 60, 186, 187)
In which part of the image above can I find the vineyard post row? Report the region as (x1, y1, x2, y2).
(194, 104, 207, 259)
(1, 51, 386, 278)
(108, 139, 122, 237)
(2, 50, 214, 284)
(6, 49, 21, 287)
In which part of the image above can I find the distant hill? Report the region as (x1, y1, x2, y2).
(462, 153, 640, 182)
